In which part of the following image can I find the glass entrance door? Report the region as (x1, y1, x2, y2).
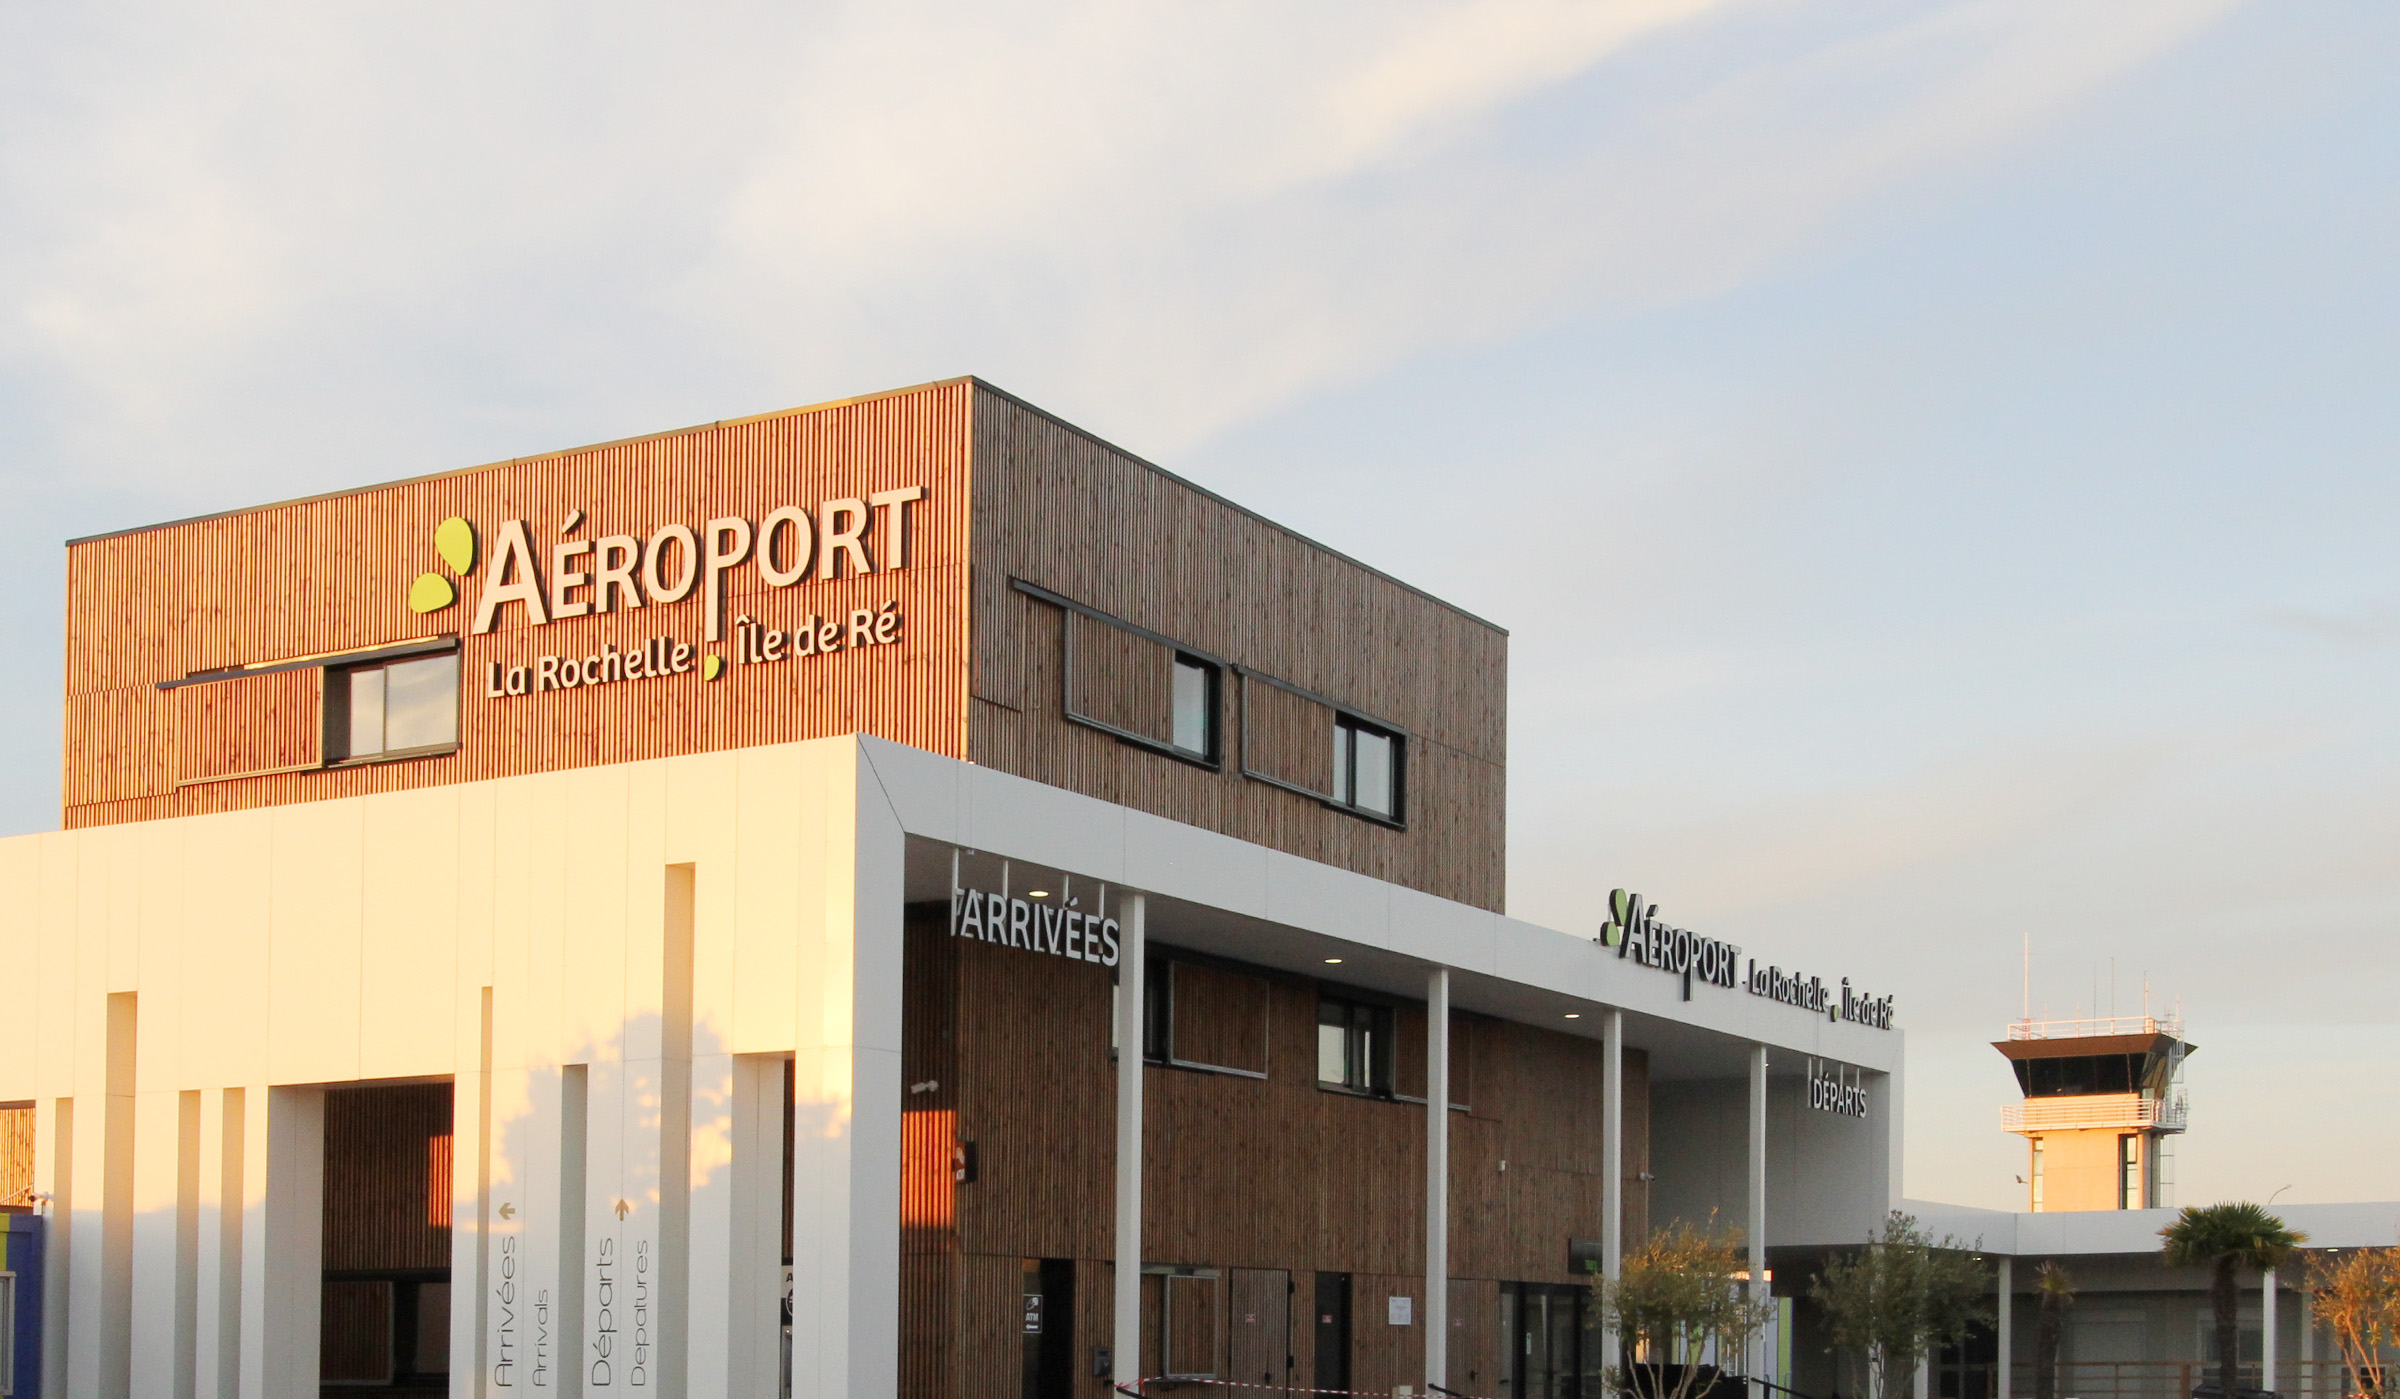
(1510, 1284, 1584, 1399)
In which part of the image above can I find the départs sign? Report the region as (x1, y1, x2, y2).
(1806, 1057, 1870, 1118)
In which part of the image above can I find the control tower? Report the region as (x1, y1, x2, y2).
(1996, 1015, 2193, 1212)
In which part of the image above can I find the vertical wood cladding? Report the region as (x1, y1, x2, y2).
(62, 381, 975, 827)
(323, 1082, 454, 1273)
(0, 1102, 31, 1207)
(966, 389, 1508, 912)
(171, 667, 321, 785)
(61, 379, 1506, 916)
(904, 927, 1648, 1397)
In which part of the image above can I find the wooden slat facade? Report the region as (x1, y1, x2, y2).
(967, 390, 1508, 912)
(323, 1082, 455, 1273)
(903, 907, 1649, 1399)
(0, 1101, 31, 1209)
(63, 381, 979, 827)
(62, 378, 1507, 910)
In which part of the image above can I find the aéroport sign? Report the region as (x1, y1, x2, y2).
(1599, 888, 1895, 1030)
(400, 487, 927, 695)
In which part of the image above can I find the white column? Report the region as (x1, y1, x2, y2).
(484, 1062, 570, 1396)
(787, 767, 906, 1399)
(1748, 1045, 1768, 1393)
(194, 1087, 243, 1399)
(450, 990, 492, 1397)
(246, 1085, 324, 1399)
(130, 1086, 195, 1399)
(2263, 1268, 2278, 1395)
(687, 1052, 788, 1397)
(1425, 968, 1451, 1392)
(1601, 1009, 1624, 1371)
(2298, 1280, 2313, 1399)
(72, 992, 139, 1399)
(1113, 894, 1148, 1391)
(36, 1097, 72, 1399)
(1996, 1257, 2013, 1399)
(1915, 1355, 1932, 1399)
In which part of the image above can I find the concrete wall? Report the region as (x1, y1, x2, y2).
(0, 737, 904, 1399)
(1646, 1068, 1892, 1254)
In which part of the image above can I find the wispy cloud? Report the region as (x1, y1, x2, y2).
(0, 0, 2244, 502)
(2261, 602, 2400, 646)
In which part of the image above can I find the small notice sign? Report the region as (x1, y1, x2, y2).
(1024, 1295, 1043, 1334)
(1388, 1296, 1413, 1326)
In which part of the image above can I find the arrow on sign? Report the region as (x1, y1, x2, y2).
(497, 1203, 516, 1220)
(615, 1199, 632, 1220)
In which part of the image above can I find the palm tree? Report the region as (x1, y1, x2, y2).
(2160, 1203, 2309, 1398)
(2032, 1262, 2076, 1399)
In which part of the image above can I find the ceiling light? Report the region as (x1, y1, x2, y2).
(1324, 958, 1343, 965)
(1565, 1013, 1581, 1019)
(1027, 890, 1049, 898)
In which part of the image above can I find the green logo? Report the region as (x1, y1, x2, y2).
(1599, 888, 1640, 948)
(409, 516, 477, 615)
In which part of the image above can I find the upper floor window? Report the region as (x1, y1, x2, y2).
(1019, 578, 1224, 769)
(1317, 996, 1393, 1095)
(1331, 715, 1402, 821)
(327, 653, 459, 762)
(1171, 654, 1218, 760)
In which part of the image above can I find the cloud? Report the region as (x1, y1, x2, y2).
(2261, 602, 2400, 646)
(0, 0, 2245, 504)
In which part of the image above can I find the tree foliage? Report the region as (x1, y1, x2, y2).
(2031, 1262, 2076, 1399)
(1597, 1220, 1779, 1399)
(1811, 1211, 1992, 1399)
(2160, 1203, 2309, 1398)
(2308, 1247, 2400, 1399)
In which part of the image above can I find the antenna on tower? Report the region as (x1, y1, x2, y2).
(2022, 932, 2030, 1021)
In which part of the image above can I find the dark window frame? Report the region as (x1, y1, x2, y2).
(1235, 667, 1409, 830)
(1330, 712, 1406, 827)
(1133, 950, 1271, 1081)
(1013, 578, 1225, 772)
(324, 650, 463, 767)
(155, 634, 457, 691)
(1315, 994, 1396, 1098)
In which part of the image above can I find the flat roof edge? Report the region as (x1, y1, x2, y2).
(64, 376, 979, 547)
(967, 378, 1507, 637)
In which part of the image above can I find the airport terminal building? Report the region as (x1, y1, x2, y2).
(0, 378, 1904, 1399)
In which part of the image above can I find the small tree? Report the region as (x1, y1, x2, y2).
(1598, 1220, 1780, 1399)
(2160, 1203, 2309, 1398)
(2031, 1262, 2076, 1399)
(1812, 1211, 1993, 1399)
(2308, 1246, 2400, 1399)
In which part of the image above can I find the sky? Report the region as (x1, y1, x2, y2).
(2, 0, 2394, 1214)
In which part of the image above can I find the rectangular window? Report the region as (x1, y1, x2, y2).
(327, 653, 459, 763)
(1171, 654, 1219, 760)
(1332, 715, 1403, 822)
(1317, 997, 1393, 1096)
(1021, 580, 1224, 769)
(1166, 961, 1270, 1077)
(2030, 1140, 2045, 1212)
(2118, 1134, 2141, 1210)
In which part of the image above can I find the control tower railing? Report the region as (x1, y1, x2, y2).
(2005, 1014, 2182, 1041)
(2001, 1092, 2189, 1133)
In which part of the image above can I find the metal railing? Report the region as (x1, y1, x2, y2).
(1938, 1359, 2369, 1399)
(2001, 1093, 2189, 1133)
(2006, 1016, 2183, 1042)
